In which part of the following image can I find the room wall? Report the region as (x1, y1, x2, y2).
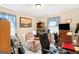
(41, 8, 79, 32)
(1, 6, 79, 42)
(0, 6, 38, 42)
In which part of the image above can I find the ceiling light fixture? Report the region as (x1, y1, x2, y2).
(33, 4, 43, 9)
(35, 4, 41, 7)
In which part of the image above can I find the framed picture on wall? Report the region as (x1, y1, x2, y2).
(20, 17, 32, 27)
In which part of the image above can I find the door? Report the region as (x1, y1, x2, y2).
(0, 19, 10, 53)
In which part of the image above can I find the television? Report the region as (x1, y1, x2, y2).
(59, 23, 70, 30)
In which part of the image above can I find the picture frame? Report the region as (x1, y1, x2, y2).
(20, 17, 32, 27)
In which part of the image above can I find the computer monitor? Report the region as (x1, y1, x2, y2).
(59, 23, 70, 30)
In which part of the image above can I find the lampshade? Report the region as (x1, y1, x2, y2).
(65, 18, 72, 23)
(32, 31, 36, 35)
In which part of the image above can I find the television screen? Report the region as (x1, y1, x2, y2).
(59, 23, 70, 30)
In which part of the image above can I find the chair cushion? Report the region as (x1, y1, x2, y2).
(62, 43, 75, 51)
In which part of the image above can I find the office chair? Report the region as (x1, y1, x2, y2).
(54, 33, 59, 48)
(39, 32, 55, 54)
(39, 32, 70, 54)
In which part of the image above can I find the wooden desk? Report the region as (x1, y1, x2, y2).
(72, 34, 79, 53)
(74, 46, 79, 53)
(74, 47, 79, 51)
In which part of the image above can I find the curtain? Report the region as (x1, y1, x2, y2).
(0, 12, 16, 36)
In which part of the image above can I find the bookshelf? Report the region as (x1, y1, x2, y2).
(37, 21, 45, 36)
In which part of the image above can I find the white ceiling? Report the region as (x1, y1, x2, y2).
(0, 4, 79, 18)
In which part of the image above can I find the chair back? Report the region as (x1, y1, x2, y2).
(39, 32, 50, 50)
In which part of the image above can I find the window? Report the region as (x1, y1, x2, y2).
(0, 12, 16, 36)
(47, 16, 60, 33)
